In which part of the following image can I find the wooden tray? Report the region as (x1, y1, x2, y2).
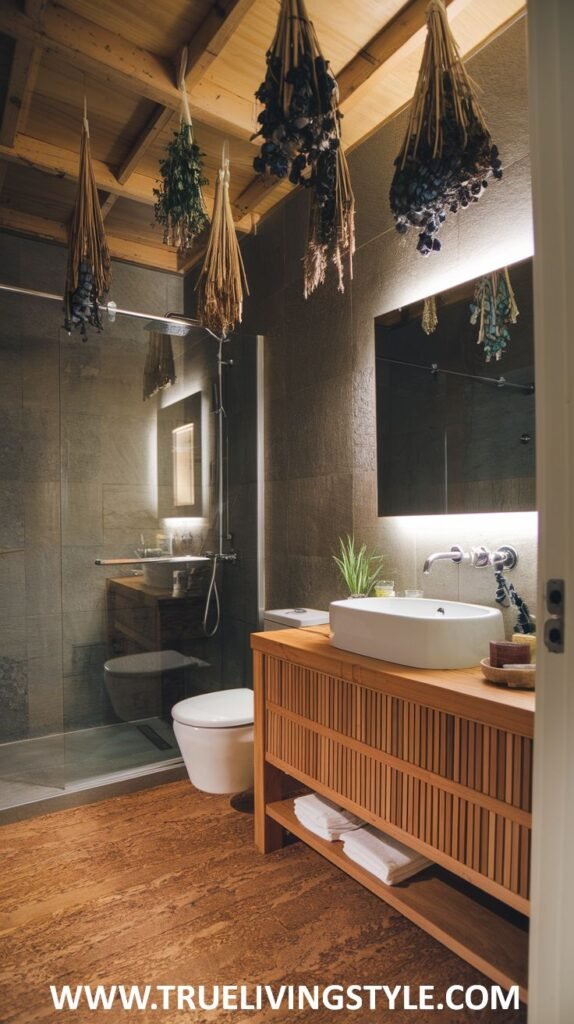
(481, 658, 535, 690)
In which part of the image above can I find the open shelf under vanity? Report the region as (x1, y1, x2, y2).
(251, 625, 533, 1003)
(266, 797, 528, 1002)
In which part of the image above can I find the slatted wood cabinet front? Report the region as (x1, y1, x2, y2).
(253, 628, 534, 919)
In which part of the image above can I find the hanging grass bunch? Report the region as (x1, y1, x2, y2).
(253, 0, 339, 185)
(154, 48, 210, 254)
(422, 293, 438, 334)
(143, 332, 177, 401)
(304, 136, 355, 297)
(470, 267, 519, 363)
(63, 106, 111, 338)
(196, 147, 249, 337)
(390, 0, 502, 257)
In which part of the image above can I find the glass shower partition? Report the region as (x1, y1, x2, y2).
(0, 234, 262, 812)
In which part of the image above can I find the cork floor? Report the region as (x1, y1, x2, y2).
(0, 781, 526, 1024)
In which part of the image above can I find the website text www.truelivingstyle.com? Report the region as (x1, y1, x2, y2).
(49, 982, 520, 1014)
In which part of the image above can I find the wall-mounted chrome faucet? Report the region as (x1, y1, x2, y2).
(423, 545, 466, 575)
(422, 543, 518, 575)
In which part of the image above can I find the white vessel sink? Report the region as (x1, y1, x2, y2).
(329, 597, 504, 670)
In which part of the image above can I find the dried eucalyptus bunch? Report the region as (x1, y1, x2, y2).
(154, 48, 209, 254)
(253, 0, 338, 184)
(470, 268, 519, 362)
(390, 0, 502, 256)
(154, 124, 210, 253)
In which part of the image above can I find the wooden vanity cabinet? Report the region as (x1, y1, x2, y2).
(251, 625, 534, 1001)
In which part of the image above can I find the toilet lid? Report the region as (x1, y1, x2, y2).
(104, 650, 193, 676)
(172, 688, 254, 728)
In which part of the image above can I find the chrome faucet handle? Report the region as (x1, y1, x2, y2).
(491, 545, 518, 570)
(471, 545, 491, 568)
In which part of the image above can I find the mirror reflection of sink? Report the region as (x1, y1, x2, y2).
(142, 557, 209, 590)
(329, 597, 504, 670)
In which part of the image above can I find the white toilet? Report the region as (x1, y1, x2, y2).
(172, 688, 254, 794)
(104, 650, 201, 722)
(171, 608, 329, 794)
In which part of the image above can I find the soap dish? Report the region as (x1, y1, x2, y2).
(480, 658, 535, 690)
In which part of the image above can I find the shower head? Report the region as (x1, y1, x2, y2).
(143, 314, 199, 337)
(144, 317, 193, 337)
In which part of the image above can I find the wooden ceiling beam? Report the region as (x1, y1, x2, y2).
(116, 106, 175, 186)
(184, 0, 259, 91)
(112, 0, 257, 196)
(337, 0, 455, 107)
(229, 0, 481, 224)
(0, 207, 180, 273)
(0, 134, 249, 224)
(0, 134, 159, 205)
(0, 38, 41, 147)
(0, 0, 253, 143)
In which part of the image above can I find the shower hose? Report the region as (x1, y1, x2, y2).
(202, 556, 221, 638)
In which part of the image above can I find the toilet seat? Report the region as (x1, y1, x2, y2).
(172, 688, 253, 729)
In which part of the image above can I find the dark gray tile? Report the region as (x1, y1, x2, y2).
(287, 473, 353, 558)
(0, 480, 24, 552)
(0, 655, 28, 742)
(287, 374, 353, 478)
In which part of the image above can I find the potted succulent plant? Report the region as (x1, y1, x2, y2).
(333, 535, 385, 598)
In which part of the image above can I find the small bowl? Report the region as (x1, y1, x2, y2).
(480, 657, 535, 690)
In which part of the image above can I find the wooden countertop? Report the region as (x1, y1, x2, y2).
(251, 625, 535, 737)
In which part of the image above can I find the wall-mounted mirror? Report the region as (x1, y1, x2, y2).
(158, 392, 203, 519)
(375, 257, 535, 517)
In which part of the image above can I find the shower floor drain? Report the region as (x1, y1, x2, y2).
(137, 723, 174, 751)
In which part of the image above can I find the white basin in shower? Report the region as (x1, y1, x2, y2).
(329, 597, 504, 670)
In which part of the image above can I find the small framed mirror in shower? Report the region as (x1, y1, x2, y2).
(157, 391, 203, 519)
(375, 257, 535, 517)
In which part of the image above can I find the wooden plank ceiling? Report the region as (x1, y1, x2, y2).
(0, 0, 525, 275)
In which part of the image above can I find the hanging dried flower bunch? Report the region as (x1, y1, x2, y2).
(254, 0, 355, 296)
(470, 267, 519, 362)
(390, 0, 502, 256)
(154, 48, 209, 254)
(63, 104, 112, 338)
(196, 146, 249, 337)
(422, 294, 438, 334)
(253, 0, 338, 184)
(304, 134, 355, 297)
(143, 332, 177, 401)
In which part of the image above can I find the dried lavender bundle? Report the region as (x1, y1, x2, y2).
(196, 151, 249, 337)
(390, 0, 502, 256)
(253, 0, 338, 184)
(63, 109, 111, 338)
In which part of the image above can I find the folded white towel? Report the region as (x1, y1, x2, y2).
(295, 806, 362, 842)
(342, 826, 431, 885)
(294, 793, 362, 831)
